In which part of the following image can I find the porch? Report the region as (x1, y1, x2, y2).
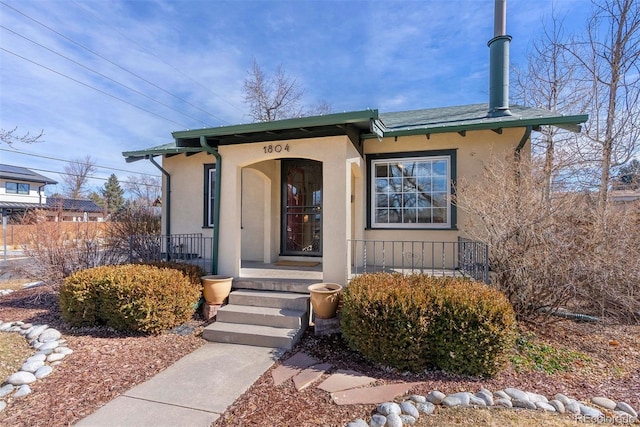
(128, 234, 489, 285)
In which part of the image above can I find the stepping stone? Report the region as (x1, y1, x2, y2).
(293, 363, 333, 391)
(331, 382, 421, 405)
(318, 369, 377, 393)
(271, 352, 319, 386)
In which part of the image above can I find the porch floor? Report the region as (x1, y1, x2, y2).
(240, 260, 323, 281)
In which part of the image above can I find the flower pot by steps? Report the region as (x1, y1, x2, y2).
(308, 283, 343, 319)
(201, 275, 233, 305)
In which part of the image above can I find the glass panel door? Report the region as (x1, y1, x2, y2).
(281, 159, 322, 256)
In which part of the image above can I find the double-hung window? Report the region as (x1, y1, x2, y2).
(204, 164, 216, 227)
(6, 182, 30, 195)
(369, 150, 455, 229)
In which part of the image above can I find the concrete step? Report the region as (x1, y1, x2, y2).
(202, 322, 304, 350)
(233, 278, 316, 294)
(216, 304, 306, 329)
(229, 289, 309, 311)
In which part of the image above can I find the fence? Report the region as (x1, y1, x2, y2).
(347, 237, 489, 283)
(128, 234, 214, 273)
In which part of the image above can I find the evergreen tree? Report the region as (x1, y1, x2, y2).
(101, 174, 125, 215)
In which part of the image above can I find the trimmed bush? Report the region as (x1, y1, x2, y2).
(60, 264, 202, 334)
(139, 261, 206, 287)
(341, 273, 517, 377)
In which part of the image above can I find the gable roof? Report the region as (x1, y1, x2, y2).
(122, 104, 588, 162)
(46, 197, 104, 213)
(0, 164, 57, 185)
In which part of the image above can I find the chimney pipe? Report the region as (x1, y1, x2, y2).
(488, 0, 512, 117)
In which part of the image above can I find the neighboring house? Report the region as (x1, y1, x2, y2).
(123, 8, 588, 284)
(0, 163, 57, 220)
(0, 164, 104, 223)
(44, 197, 105, 222)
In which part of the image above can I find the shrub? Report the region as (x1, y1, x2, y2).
(60, 264, 201, 334)
(341, 273, 517, 377)
(139, 261, 205, 286)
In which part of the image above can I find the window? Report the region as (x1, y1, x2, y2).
(369, 150, 455, 229)
(204, 164, 216, 227)
(6, 182, 30, 195)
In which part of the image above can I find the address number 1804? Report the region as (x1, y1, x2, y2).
(263, 144, 290, 154)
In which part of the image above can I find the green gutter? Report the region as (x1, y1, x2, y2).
(174, 110, 378, 140)
(200, 136, 221, 275)
(362, 113, 588, 139)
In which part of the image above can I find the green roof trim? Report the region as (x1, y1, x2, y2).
(366, 104, 587, 138)
(122, 142, 202, 162)
(172, 109, 379, 140)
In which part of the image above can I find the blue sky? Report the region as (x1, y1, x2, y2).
(0, 0, 589, 196)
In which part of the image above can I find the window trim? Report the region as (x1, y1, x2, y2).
(366, 149, 457, 230)
(5, 182, 30, 195)
(203, 164, 216, 228)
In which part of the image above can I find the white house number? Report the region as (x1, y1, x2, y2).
(263, 144, 290, 154)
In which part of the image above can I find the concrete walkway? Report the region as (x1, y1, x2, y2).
(76, 343, 283, 427)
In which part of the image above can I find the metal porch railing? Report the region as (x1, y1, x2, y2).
(348, 237, 489, 283)
(128, 233, 214, 273)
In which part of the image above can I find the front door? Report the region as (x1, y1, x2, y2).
(281, 159, 322, 256)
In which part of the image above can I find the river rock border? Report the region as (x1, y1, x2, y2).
(0, 320, 73, 413)
(346, 388, 638, 426)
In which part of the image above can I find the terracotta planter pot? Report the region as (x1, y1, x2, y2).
(201, 275, 233, 305)
(308, 283, 343, 319)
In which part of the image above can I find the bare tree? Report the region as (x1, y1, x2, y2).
(62, 156, 97, 199)
(243, 60, 331, 122)
(513, 11, 585, 202)
(124, 174, 161, 206)
(568, 0, 640, 208)
(0, 127, 44, 145)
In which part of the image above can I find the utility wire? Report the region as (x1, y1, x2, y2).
(0, 148, 160, 178)
(25, 166, 161, 188)
(1, 25, 212, 127)
(1, 47, 190, 128)
(70, 0, 245, 118)
(0, 1, 227, 126)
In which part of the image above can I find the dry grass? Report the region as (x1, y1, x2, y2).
(0, 279, 34, 291)
(0, 333, 32, 383)
(415, 407, 591, 426)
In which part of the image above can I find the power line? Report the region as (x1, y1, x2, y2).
(70, 0, 245, 118)
(0, 148, 160, 178)
(1, 25, 212, 127)
(0, 1, 228, 126)
(24, 165, 161, 188)
(1, 47, 190, 128)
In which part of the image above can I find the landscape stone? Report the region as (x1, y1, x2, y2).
(35, 365, 53, 379)
(26, 324, 48, 340)
(39, 328, 62, 342)
(527, 392, 548, 404)
(566, 401, 581, 414)
(504, 387, 529, 401)
(0, 401, 6, 412)
(554, 393, 572, 407)
(385, 413, 403, 427)
(0, 384, 15, 398)
(7, 371, 37, 386)
(468, 395, 487, 407)
(26, 354, 47, 363)
(410, 394, 426, 403)
(271, 352, 319, 386)
(13, 384, 32, 398)
(369, 414, 386, 427)
(615, 402, 638, 418)
(426, 390, 446, 404)
(580, 404, 604, 418)
(591, 396, 616, 410)
(399, 414, 416, 425)
(21, 323, 32, 329)
(346, 419, 368, 427)
(47, 353, 66, 363)
(447, 392, 472, 406)
(512, 398, 537, 410)
(38, 341, 59, 351)
(55, 347, 73, 355)
(442, 396, 463, 407)
(476, 389, 494, 406)
(400, 401, 420, 418)
(416, 401, 435, 414)
(549, 399, 565, 414)
(535, 401, 556, 412)
(494, 398, 513, 408)
(377, 402, 401, 416)
(494, 390, 510, 400)
(20, 360, 44, 373)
